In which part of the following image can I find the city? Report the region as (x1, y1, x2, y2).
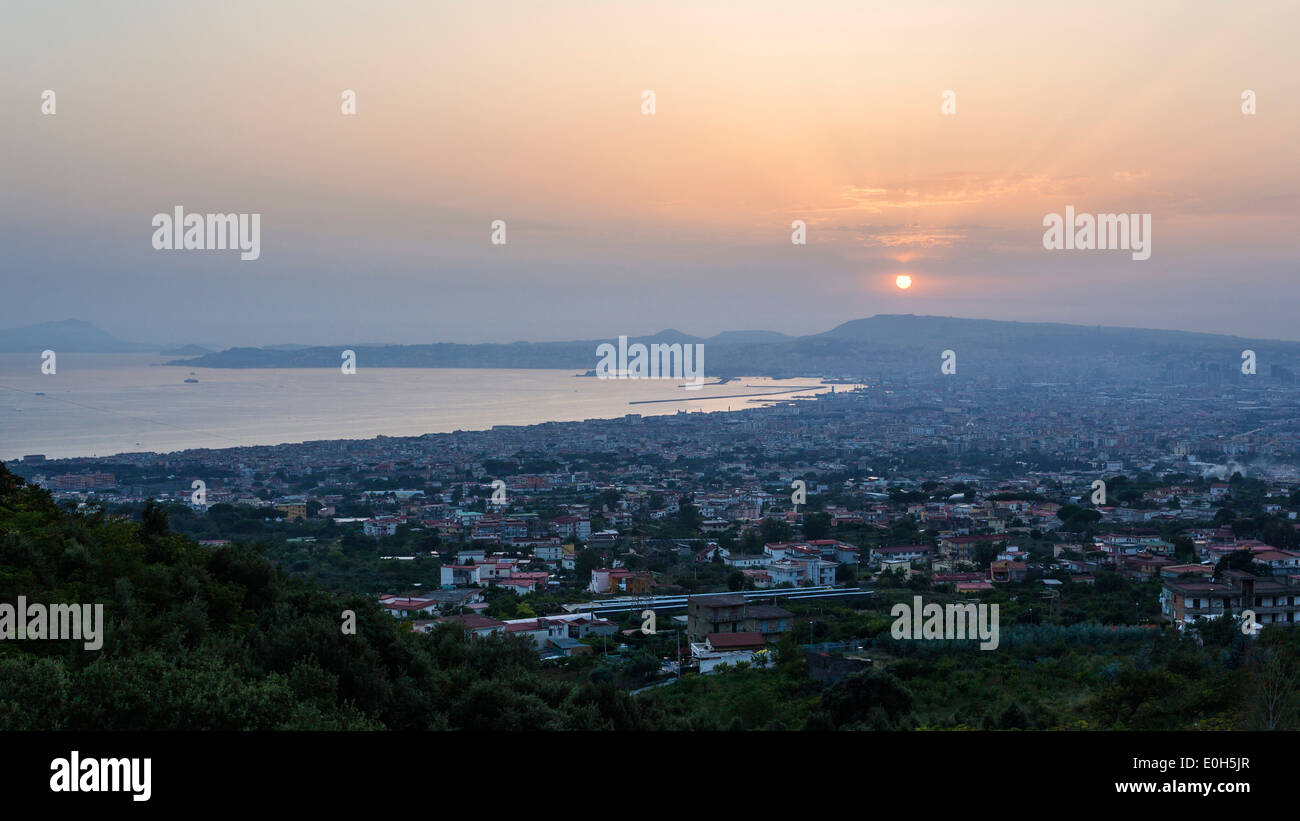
(7, 365, 1298, 731)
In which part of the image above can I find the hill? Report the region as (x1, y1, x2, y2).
(165, 315, 1300, 381)
(0, 319, 154, 353)
(0, 461, 672, 730)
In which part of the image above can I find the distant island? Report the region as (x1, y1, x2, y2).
(159, 315, 1300, 382)
(0, 319, 155, 353)
(5, 315, 1298, 382)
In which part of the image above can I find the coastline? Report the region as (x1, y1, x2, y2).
(0, 359, 834, 462)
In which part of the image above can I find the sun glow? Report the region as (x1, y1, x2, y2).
(895, 274, 913, 290)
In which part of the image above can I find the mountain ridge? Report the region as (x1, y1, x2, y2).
(155, 315, 1300, 379)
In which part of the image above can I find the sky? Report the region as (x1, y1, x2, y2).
(2, 0, 1297, 347)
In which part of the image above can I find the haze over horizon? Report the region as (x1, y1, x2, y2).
(6, 312, 1299, 352)
(4, 0, 1297, 347)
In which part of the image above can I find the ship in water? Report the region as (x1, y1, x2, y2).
(184, 372, 199, 383)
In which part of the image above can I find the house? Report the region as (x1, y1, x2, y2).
(455, 547, 487, 564)
(695, 543, 722, 563)
(378, 596, 440, 618)
(492, 571, 550, 594)
(1253, 549, 1300, 576)
(551, 515, 591, 540)
(806, 539, 861, 565)
(690, 632, 770, 673)
(276, 503, 307, 521)
(989, 560, 1027, 583)
(686, 594, 793, 642)
(744, 604, 794, 643)
(363, 517, 401, 537)
(567, 617, 618, 639)
(476, 558, 518, 580)
(532, 541, 564, 564)
(1118, 553, 1174, 581)
(504, 618, 570, 650)
(872, 544, 933, 567)
(768, 560, 804, 587)
(938, 534, 1008, 562)
(704, 631, 766, 651)
(588, 567, 653, 594)
(1161, 572, 1300, 628)
(931, 572, 986, 589)
(687, 594, 749, 641)
(1160, 563, 1214, 581)
(742, 568, 773, 588)
(441, 564, 482, 588)
(435, 613, 506, 637)
(379, 588, 483, 618)
(546, 636, 589, 657)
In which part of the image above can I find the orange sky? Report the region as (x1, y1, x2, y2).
(2, 0, 1298, 344)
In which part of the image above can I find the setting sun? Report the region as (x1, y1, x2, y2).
(895, 274, 913, 290)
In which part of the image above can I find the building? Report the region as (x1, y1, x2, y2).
(1253, 549, 1300, 576)
(276, 503, 307, 521)
(551, 515, 591, 540)
(47, 472, 116, 491)
(532, 541, 564, 564)
(687, 593, 794, 643)
(744, 604, 794, 643)
(493, 571, 550, 594)
(989, 559, 1028, 583)
(440, 564, 482, 587)
(434, 613, 506, 637)
(938, 534, 1008, 562)
(363, 517, 401, 537)
(505, 618, 571, 650)
(687, 594, 749, 641)
(872, 544, 933, 567)
(1161, 571, 1300, 628)
(378, 596, 441, 618)
(690, 632, 770, 673)
(588, 567, 653, 594)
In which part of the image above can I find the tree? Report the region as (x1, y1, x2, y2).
(973, 542, 999, 569)
(803, 512, 831, 541)
(1244, 631, 1300, 730)
(141, 499, 170, 538)
(760, 518, 792, 544)
(677, 502, 701, 530)
(775, 632, 806, 679)
(1216, 549, 1257, 575)
(820, 670, 914, 728)
(624, 651, 659, 682)
(574, 548, 601, 582)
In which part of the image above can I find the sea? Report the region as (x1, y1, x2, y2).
(0, 353, 834, 460)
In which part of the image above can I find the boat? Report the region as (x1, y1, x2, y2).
(184, 372, 199, 383)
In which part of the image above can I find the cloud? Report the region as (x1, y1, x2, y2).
(836, 174, 1083, 213)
